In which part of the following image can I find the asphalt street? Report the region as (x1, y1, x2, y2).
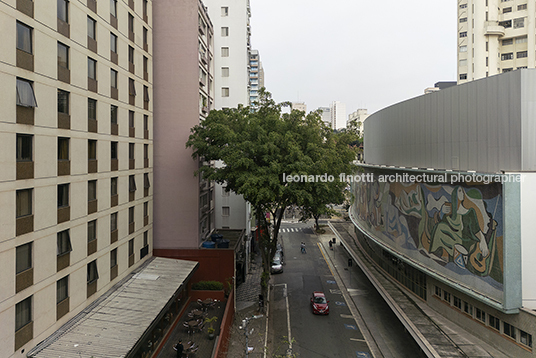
(269, 221, 426, 358)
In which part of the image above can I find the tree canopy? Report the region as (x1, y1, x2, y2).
(186, 89, 358, 299)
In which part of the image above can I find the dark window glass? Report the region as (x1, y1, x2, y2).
(129, 111, 135, 127)
(129, 238, 134, 256)
(17, 22, 32, 54)
(16, 78, 38, 108)
(16, 134, 32, 161)
(144, 115, 148, 131)
(111, 177, 118, 196)
(110, 33, 117, 53)
(58, 42, 69, 68)
(129, 143, 135, 159)
(87, 260, 98, 283)
(111, 105, 118, 124)
(57, 230, 72, 255)
(111, 69, 118, 88)
(129, 206, 134, 223)
(143, 56, 148, 73)
(88, 140, 97, 160)
(110, 0, 117, 17)
(129, 78, 136, 96)
(144, 144, 148, 159)
(88, 58, 97, 79)
(129, 46, 134, 63)
(111, 142, 118, 160)
(143, 27, 148, 46)
(58, 90, 69, 114)
(16, 242, 32, 274)
(128, 14, 134, 32)
(144, 173, 150, 188)
(88, 99, 97, 120)
(57, 276, 69, 303)
(144, 201, 148, 216)
(87, 16, 96, 40)
(16, 189, 32, 217)
(111, 212, 117, 231)
(144, 86, 149, 102)
(57, 0, 68, 22)
(88, 180, 97, 201)
(88, 220, 97, 242)
(58, 183, 69, 207)
(58, 137, 69, 160)
(110, 248, 117, 267)
(129, 175, 136, 192)
(15, 296, 32, 331)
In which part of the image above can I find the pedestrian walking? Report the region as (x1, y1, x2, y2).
(301, 242, 306, 254)
(175, 340, 184, 358)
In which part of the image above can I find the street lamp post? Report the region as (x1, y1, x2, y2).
(241, 314, 263, 357)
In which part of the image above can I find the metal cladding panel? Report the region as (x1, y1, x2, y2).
(363, 70, 536, 172)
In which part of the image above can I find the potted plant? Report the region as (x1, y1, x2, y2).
(205, 316, 218, 340)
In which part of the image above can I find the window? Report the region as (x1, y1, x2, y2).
(16, 78, 38, 108)
(110, 0, 117, 17)
(222, 67, 229, 77)
(16, 134, 32, 162)
(111, 105, 118, 124)
(16, 242, 32, 274)
(144, 231, 148, 246)
(503, 7, 512, 13)
(221, 27, 229, 37)
(58, 90, 69, 114)
(144, 173, 150, 189)
(144, 144, 148, 160)
(144, 86, 149, 102)
(144, 115, 148, 132)
(87, 16, 96, 40)
(475, 308, 486, 323)
(504, 322, 516, 339)
(459, 45, 467, 52)
(88, 98, 97, 120)
(463, 301, 472, 315)
(222, 87, 229, 97)
(459, 32, 467, 38)
(111, 141, 118, 160)
(129, 206, 135, 223)
(143, 27, 148, 47)
(443, 291, 451, 303)
(489, 315, 500, 330)
(58, 137, 69, 160)
(16, 189, 32, 217)
(58, 184, 69, 207)
(129, 175, 136, 192)
(459, 17, 467, 23)
(503, 68, 513, 73)
(222, 206, 230, 216)
(501, 53, 514, 60)
(502, 38, 513, 46)
(58, 0, 68, 23)
(129, 143, 135, 160)
(110, 33, 117, 53)
(221, 6, 228, 16)
(57, 276, 68, 303)
(129, 78, 136, 96)
(88, 219, 97, 243)
(129, 238, 134, 256)
(499, 20, 512, 28)
(453, 296, 461, 309)
(459, 3, 467, 8)
(17, 22, 32, 54)
(58, 42, 69, 68)
(516, 36, 527, 44)
(459, 59, 467, 67)
(87, 260, 98, 283)
(88, 140, 97, 160)
(111, 69, 118, 88)
(15, 296, 32, 331)
(128, 13, 134, 33)
(513, 17, 524, 29)
(518, 4, 527, 10)
(221, 47, 229, 57)
(144, 201, 148, 217)
(143, 56, 148, 74)
(57, 230, 71, 256)
(111, 212, 117, 231)
(517, 51, 528, 58)
(111, 177, 118, 196)
(88, 57, 97, 79)
(129, 46, 134, 64)
(520, 330, 533, 348)
(110, 248, 117, 267)
(88, 180, 97, 201)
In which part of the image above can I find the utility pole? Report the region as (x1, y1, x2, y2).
(241, 315, 263, 357)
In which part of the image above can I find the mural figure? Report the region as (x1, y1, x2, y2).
(353, 171, 503, 288)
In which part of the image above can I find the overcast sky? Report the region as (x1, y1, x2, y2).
(249, 0, 457, 115)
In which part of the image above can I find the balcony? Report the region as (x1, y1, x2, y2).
(485, 21, 505, 36)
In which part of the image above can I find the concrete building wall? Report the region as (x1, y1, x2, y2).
(363, 70, 536, 173)
(330, 101, 346, 130)
(153, 0, 214, 249)
(0, 0, 153, 356)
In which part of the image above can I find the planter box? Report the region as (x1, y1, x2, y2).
(190, 289, 225, 301)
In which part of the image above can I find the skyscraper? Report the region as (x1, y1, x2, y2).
(330, 101, 346, 130)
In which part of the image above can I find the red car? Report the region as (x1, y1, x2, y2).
(310, 291, 329, 315)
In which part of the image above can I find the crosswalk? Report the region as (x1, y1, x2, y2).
(279, 227, 309, 233)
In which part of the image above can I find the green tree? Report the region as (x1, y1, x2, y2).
(186, 89, 356, 301)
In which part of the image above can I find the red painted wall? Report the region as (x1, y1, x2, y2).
(215, 290, 235, 358)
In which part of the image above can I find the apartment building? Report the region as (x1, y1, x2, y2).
(330, 101, 346, 130)
(249, 49, 264, 105)
(347, 109, 369, 136)
(457, 0, 535, 83)
(153, 0, 215, 248)
(0, 0, 153, 357)
(291, 102, 307, 112)
(203, 0, 252, 236)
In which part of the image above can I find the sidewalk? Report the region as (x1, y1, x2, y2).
(226, 252, 269, 357)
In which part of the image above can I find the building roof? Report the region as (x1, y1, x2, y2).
(27, 257, 198, 358)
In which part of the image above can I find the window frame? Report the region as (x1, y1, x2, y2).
(87, 219, 97, 243)
(88, 180, 97, 201)
(15, 296, 32, 331)
(16, 134, 33, 162)
(110, 33, 118, 53)
(87, 16, 96, 40)
(57, 276, 69, 304)
(57, 229, 72, 256)
(58, 42, 69, 69)
(57, 183, 69, 208)
(111, 69, 118, 88)
(16, 242, 32, 274)
(111, 177, 118, 196)
(88, 57, 97, 80)
(87, 260, 99, 284)
(88, 139, 97, 160)
(58, 137, 70, 161)
(129, 174, 136, 192)
(16, 78, 38, 108)
(57, 0, 69, 23)
(16, 189, 32, 218)
(58, 89, 69, 115)
(110, 0, 117, 17)
(16, 21, 33, 54)
(111, 212, 118, 232)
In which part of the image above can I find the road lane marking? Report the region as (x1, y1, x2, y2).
(345, 324, 358, 330)
(341, 314, 354, 319)
(350, 338, 368, 342)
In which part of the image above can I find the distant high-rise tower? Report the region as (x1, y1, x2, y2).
(249, 50, 263, 105)
(330, 101, 346, 130)
(457, 0, 535, 84)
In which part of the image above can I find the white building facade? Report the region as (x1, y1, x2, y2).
(457, 0, 536, 83)
(347, 108, 369, 135)
(330, 101, 346, 130)
(0, 0, 153, 357)
(249, 49, 263, 105)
